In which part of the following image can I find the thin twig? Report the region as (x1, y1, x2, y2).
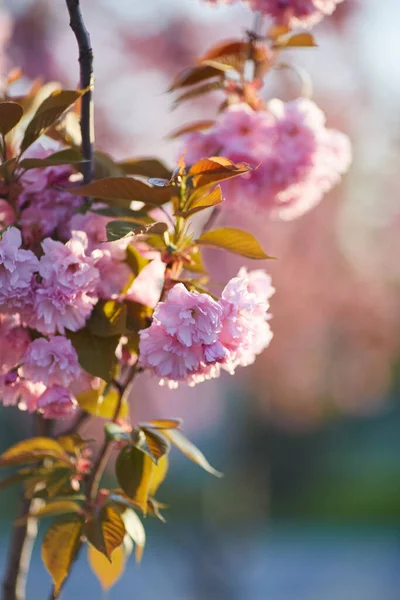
(65, 0, 94, 184)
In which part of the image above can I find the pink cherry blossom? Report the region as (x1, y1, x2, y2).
(21, 336, 81, 387)
(183, 99, 351, 221)
(0, 227, 38, 315)
(0, 372, 46, 412)
(205, 0, 343, 28)
(37, 385, 78, 419)
(31, 231, 100, 334)
(18, 141, 83, 246)
(0, 314, 30, 375)
(139, 323, 204, 388)
(153, 283, 223, 346)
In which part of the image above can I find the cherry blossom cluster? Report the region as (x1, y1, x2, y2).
(139, 268, 274, 388)
(183, 99, 351, 220)
(206, 0, 344, 28)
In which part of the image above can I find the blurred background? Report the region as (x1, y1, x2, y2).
(1, 0, 400, 598)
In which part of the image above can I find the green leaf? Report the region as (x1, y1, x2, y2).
(196, 227, 271, 259)
(106, 220, 146, 242)
(121, 508, 146, 563)
(29, 500, 82, 520)
(118, 158, 171, 180)
(176, 185, 224, 217)
(0, 437, 70, 467)
(116, 446, 154, 514)
(105, 423, 131, 443)
(67, 177, 172, 206)
(88, 544, 126, 590)
(85, 505, 125, 560)
(21, 89, 88, 153)
(0, 101, 24, 136)
(56, 434, 88, 455)
(19, 148, 84, 170)
(42, 515, 84, 595)
(67, 329, 120, 382)
(76, 384, 128, 420)
(125, 245, 149, 276)
(163, 430, 222, 477)
(140, 427, 171, 463)
(87, 301, 127, 337)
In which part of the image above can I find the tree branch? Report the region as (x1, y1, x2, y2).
(2, 417, 52, 600)
(65, 0, 94, 184)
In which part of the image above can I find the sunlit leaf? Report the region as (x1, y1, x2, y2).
(116, 446, 154, 514)
(67, 329, 120, 382)
(196, 227, 271, 260)
(141, 419, 182, 430)
(169, 65, 223, 92)
(118, 158, 171, 180)
(140, 428, 171, 463)
(31, 500, 82, 520)
(0, 101, 24, 136)
(188, 156, 253, 188)
(125, 245, 150, 276)
(0, 437, 70, 467)
(67, 177, 171, 205)
(88, 544, 126, 590)
(42, 515, 84, 595)
(76, 384, 128, 420)
(176, 185, 224, 217)
(149, 455, 169, 496)
(56, 434, 88, 455)
(163, 430, 222, 477)
(21, 89, 88, 153)
(147, 498, 167, 523)
(87, 301, 127, 337)
(275, 33, 317, 48)
(167, 120, 215, 140)
(121, 508, 146, 563)
(85, 505, 125, 561)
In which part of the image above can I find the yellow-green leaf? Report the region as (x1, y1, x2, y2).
(42, 515, 84, 595)
(149, 455, 169, 496)
(31, 500, 82, 520)
(176, 185, 224, 218)
(88, 544, 126, 590)
(141, 428, 170, 463)
(141, 418, 182, 430)
(163, 430, 222, 477)
(76, 384, 128, 420)
(0, 101, 23, 136)
(87, 301, 127, 337)
(67, 177, 171, 206)
(67, 329, 120, 382)
(85, 506, 125, 561)
(116, 446, 154, 513)
(21, 89, 87, 153)
(196, 227, 270, 259)
(0, 437, 70, 467)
